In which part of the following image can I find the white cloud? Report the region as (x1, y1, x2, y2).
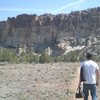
(0, 8, 52, 12)
(0, 0, 87, 14)
(53, 0, 87, 13)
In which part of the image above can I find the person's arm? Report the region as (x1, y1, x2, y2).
(78, 74, 81, 88)
(96, 69, 100, 86)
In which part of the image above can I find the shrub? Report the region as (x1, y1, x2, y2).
(54, 56, 63, 62)
(25, 53, 39, 63)
(0, 48, 18, 63)
(39, 52, 52, 63)
(63, 51, 79, 62)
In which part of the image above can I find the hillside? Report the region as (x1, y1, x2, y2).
(0, 7, 100, 54)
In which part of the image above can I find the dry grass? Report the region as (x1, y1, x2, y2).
(0, 63, 99, 100)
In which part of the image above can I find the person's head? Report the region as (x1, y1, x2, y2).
(85, 52, 93, 60)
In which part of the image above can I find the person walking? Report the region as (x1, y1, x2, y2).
(78, 52, 100, 100)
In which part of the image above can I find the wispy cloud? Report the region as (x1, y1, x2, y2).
(0, 8, 52, 12)
(53, 0, 87, 13)
(0, 0, 87, 14)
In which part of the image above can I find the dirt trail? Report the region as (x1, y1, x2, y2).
(68, 67, 83, 100)
(69, 67, 80, 93)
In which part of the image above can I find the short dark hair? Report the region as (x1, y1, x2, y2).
(86, 52, 92, 59)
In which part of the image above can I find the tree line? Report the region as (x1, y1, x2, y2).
(0, 48, 99, 63)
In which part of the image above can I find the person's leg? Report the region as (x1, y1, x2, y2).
(90, 84, 97, 100)
(83, 84, 89, 100)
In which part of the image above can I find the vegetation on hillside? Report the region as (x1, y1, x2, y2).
(0, 45, 100, 63)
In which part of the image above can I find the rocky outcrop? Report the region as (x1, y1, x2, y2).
(0, 7, 100, 53)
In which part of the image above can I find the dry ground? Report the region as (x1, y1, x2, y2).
(0, 63, 99, 100)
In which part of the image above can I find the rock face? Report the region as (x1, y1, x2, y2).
(0, 7, 100, 52)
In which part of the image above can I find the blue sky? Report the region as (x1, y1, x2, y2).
(0, 0, 100, 21)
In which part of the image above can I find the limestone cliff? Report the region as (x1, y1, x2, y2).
(0, 7, 100, 53)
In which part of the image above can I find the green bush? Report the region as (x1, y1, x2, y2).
(25, 53, 39, 63)
(0, 48, 18, 63)
(0, 48, 81, 63)
(39, 52, 52, 63)
(63, 51, 79, 62)
(54, 56, 63, 62)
